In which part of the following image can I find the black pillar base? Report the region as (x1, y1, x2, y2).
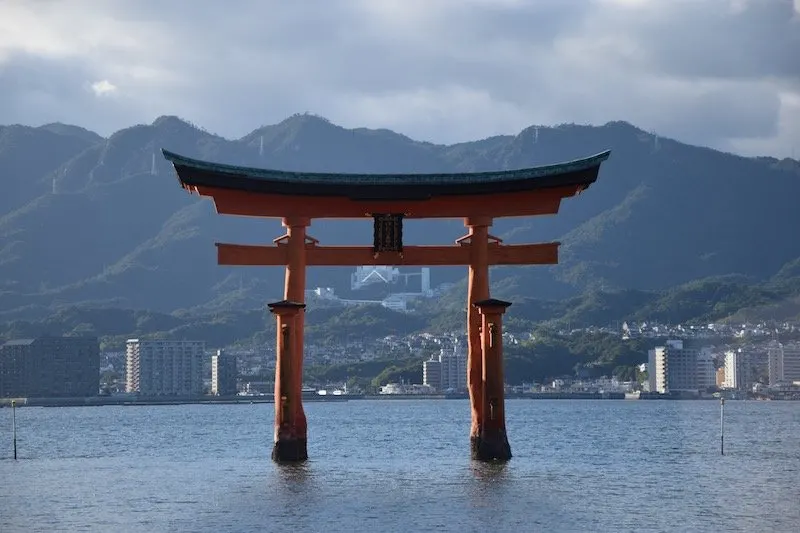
(271, 438, 308, 463)
(471, 431, 512, 462)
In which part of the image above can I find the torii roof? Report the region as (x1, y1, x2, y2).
(162, 149, 611, 202)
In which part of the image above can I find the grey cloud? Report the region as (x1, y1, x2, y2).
(0, 55, 142, 130)
(0, 0, 797, 156)
(655, 85, 782, 143)
(623, 0, 800, 80)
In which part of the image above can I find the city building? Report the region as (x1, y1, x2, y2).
(422, 357, 442, 390)
(421, 339, 467, 392)
(722, 349, 755, 390)
(647, 340, 714, 393)
(647, 347, 659, 392)
(211, 349, 238, 396)
(126, 339, 205, 396)
(786, 345, 800, 383)
(768, 342, 783, 385)
(696, 347, 716, 390)
(0, 336, 99, 398)
(768, 341, 800, 385)
(716, 366, 726, 388)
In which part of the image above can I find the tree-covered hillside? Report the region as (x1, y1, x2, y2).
(2, 114, 799, 319)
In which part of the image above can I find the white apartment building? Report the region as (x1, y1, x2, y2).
(648, 340, 714, 393)
(422, 339, 467, 392)
(126, 339, 205, 396)
(723, 350, 740, 389)
(722, 348, 756, 390)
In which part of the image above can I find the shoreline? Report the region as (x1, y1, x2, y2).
(1, 391, 777, 408)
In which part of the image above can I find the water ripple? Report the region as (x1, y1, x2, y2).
(0, 399, 797, 532)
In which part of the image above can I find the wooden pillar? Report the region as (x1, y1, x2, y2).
(282, 217, 309, 457)
(465, 216, 491, 458)
(474, 298, 512, 461)
(267, 300, 307, 462)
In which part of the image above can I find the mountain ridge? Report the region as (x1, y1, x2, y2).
(1, 114, 799, 320)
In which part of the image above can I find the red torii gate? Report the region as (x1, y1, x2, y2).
(163, 148, 610, 463)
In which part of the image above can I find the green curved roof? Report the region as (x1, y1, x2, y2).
(162, 149, 610, 200)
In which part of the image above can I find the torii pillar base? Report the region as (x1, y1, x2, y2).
(272, 439, 307, 463)
(268, 300, 308, 464)
(471, 298, 513, 462)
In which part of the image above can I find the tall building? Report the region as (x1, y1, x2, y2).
(786, 344, 800, 383)
(768, 342, 800, 385)
(441, 339, 467, 391)
(716, 366, 726, 388)
(723, 349, 754, 390)
(647, 340, 713, 393)
(768, 342, 783, 385)
(422, 357, 442, 390)
(421, 339, 466, 392)
(211, 349, 238, 396)
(647, 347, 659, 392)
(126, 339, 205, 396)
(696, 348, 716, 390)
(0, 336, 99, 398)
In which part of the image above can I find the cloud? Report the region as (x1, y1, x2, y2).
(90, 80, 117, 97)
(0, 0, 797, 158)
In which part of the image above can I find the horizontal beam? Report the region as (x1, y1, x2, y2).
(196, 186, 572, 219)
(217, 243, 559, 267)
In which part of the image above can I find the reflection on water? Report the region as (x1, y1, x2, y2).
(271, 461, 315, 497)
(0, 400, 798, 532)
(470, 459, 508, 480)
(275, 461, 312, 484)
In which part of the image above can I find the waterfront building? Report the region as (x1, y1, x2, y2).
(723, 349, 753, 390)
(716, 366, 726, 388)
(421, 339, 467, 392)
(696, 347, 716, 390)
(648, 340, 714, 393)
(422, 357, 442, 390)
(768, 341, 800, 385)
(0, 336, 99, 398)
(441, 339, 467, 391)
(786, 344, 800, 382)
(768, 342, 783, 385)
(647, 348, 658, 392)
(211, 349, 238, 396)
(125, 339, 205, 396)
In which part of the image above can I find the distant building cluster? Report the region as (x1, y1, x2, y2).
(6, 315, 800, 402)
(305, 265, 454, 312)
(0, 336, 99, 398)
(0, 336, 245, 400)
(642, 336, 800, 398)
(620, 320, 800, 341)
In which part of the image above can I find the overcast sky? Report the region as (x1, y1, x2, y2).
(0, 0, 797, 158)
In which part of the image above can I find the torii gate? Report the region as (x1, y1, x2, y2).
(163, 148, 610, 463)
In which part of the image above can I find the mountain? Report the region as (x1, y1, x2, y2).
(2, 113, 799, 319)
(0, 123, 101, 215)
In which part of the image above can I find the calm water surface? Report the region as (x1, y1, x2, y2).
(1, 399, 798, 532)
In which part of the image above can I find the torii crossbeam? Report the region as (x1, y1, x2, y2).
(163, 147, 610, 463)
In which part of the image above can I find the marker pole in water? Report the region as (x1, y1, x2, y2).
(720, 397, 725, 456)
(11, 399, 17, 461)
